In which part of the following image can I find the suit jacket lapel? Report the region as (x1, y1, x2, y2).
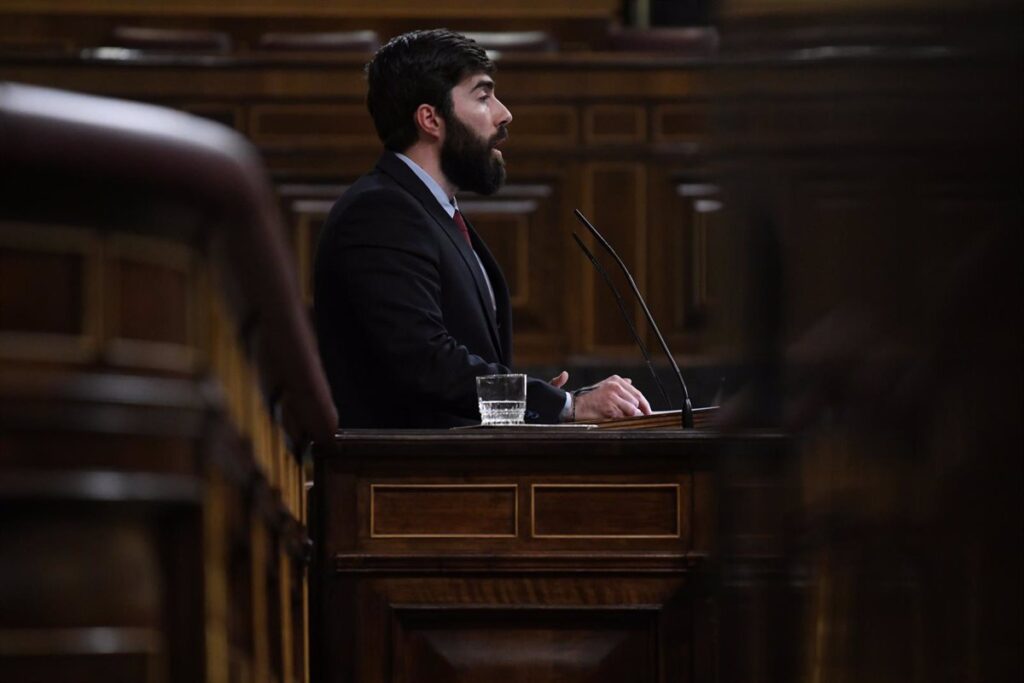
(375, 153, 504, 356)
(463, 215, 512, 364)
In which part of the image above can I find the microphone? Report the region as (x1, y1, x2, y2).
(573, 209, 695, 428)
(572, 232, 672, 408)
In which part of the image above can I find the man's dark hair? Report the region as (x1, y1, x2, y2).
(366, 29, 494, 152)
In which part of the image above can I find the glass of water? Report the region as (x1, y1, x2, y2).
(476, 374, 527, 425)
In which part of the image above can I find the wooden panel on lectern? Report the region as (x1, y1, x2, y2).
(532, 484, 680, 538)
(313, 432, 792, 683)
(370, 484, 518, 538)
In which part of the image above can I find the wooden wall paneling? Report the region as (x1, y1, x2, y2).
(506, 104, 579, 149)
(461, 178, 568, 365)
(580, 162, 648, 356)
(249, 104, 377, 150)
(182, 102, 244, 132)
(646, 167, 723, 362)
(0, 223, 101, 363)
(0, 0, 622, 19)
(652, 102, 708, 146)
(583, 105, 648, 146)
(292, 209, 319, 306)
(460, 201, 532, 306)
(646, 165, 689, 362)
(0, 13, 610, 57)
(276, 187, 338, 306)
(558, 159, 587, 364)
(264, 146, 380, 181)
(0, 54, 717, 365)
(0, 23, 74, 55)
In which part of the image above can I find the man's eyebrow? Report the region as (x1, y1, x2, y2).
(471, 79, 495, 93)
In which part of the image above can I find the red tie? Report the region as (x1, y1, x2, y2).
(453, 210, 472, 248)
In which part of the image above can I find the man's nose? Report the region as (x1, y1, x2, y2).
(494, 96, 512, 127)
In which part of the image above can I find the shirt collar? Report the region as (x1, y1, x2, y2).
(393, 151, 458, 218)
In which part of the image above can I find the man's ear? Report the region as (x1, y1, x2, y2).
(413, 104, 444, 143)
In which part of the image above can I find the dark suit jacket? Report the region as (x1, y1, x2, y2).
(314, 152, 567, 428)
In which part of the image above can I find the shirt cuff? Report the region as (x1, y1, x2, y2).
(558, 390, 573, 422)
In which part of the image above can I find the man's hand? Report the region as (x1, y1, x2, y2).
(572, 375, 652, 421)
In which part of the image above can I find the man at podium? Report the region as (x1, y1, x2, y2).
(314, 29, 651, 428)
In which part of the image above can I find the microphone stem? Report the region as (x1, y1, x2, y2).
(574, 209, 695, 428)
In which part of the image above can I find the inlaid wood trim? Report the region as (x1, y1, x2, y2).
(530, 483, 681, 539)
(334, 550, 705, 574)
(370, 484, 519, 539)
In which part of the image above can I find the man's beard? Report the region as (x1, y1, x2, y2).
(440, 112, 507, 196)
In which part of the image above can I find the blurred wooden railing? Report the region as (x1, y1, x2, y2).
(0, 81, 336, 683)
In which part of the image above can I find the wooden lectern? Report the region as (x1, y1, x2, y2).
(311, 428, 796, 682)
